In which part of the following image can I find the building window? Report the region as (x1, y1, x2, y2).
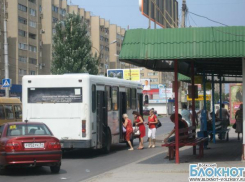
(19, 69, 27, 76)
(150, 78, 158, 82)
(29, 21, 37, 28)
(18, 43, 28, 50)
(29, 45, 37, 52)
(52, 5, 59, 13)
(18, 29, 26, 37)
(18, 16, 27, 25)
(29, 0, 36, 4)
(19, 56, 27, 63)
(18, 4, 27, 12)
(140, 73, 144, 77)
(30, 71, 36, 75)
(52, 28, 56, 35)
(148, 72, 158, 76)
(59, 8, 66, 16)
(39, 5, 42, 12)
(29, 33, 36, 39)
(29, 8, 36, 16)
(52, 17, 58, 23)
(29, 58, 37, 65)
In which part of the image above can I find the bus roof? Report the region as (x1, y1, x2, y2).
(0, 97, 21, 104)
(23, 74, 143, 89)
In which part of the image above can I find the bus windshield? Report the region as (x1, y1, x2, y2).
(28, 88, 83, 103)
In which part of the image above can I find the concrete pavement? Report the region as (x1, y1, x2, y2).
(84, 127, 244, 182)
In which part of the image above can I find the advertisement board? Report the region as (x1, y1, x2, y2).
(107, 69, 141, 82)
(107, 69, 124, 79)
(139, 0, 178, 28)
(230, 84, 242, 123)
(140, 79, 151, 90)
(124, 69, 140, 81)
(159, 88, 172, 98)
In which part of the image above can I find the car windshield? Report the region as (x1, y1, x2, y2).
(7, 124, 52, 136)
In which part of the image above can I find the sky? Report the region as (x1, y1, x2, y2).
(70, 0, 245, 29)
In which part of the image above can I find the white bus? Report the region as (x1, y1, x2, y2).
(22, 74, 143, 152)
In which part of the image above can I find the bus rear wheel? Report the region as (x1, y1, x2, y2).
(102, 127, 111, 154)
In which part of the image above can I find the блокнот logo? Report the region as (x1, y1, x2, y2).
(189, 163, 245, 182)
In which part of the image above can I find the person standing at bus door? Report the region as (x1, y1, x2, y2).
(235, 104, 243, 140)
(122, 114, 134, 150)
(147, 110, 158, 148)
(133, 111, 145, 150)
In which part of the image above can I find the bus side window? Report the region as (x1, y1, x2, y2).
(112, 87, 118, 111)
(106, 86, 112, 111)
(0, 105, 5, 119)
(131, 88, 137, 109)
(127, 88, 131, 110)
(4, 105, 14, 119)
(14, 105, 22, 119)
(0, 125, 3, 138)
(92, 84, 96, 113)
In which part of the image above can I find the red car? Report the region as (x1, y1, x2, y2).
(0, 122, 62, 174)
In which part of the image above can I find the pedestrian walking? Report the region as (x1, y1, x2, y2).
(122, 114, 134, 150)
(235, 104, 243, 140)
(133, 111, 145, 150)
(147, 110, 158, 148)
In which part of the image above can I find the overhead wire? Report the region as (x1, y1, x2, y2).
(188, 11, 229, 27)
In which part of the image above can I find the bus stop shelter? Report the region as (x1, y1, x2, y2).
(119, 26, 245, 164)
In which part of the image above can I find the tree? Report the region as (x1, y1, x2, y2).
(51, 13, 98, 75)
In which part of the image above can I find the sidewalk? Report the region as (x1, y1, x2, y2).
(84, 128, 244, 182)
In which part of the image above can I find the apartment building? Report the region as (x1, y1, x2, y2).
(4, 0, 43, 84)
(1, 0, 127, 85)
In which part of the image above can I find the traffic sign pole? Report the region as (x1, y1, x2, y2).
(4, 0, 9, 97)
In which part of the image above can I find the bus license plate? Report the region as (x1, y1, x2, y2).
(24, 143, 44, 149)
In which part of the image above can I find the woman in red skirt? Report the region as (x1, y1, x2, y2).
(122, 114, 134, 150)
(133, 111, 145, 149)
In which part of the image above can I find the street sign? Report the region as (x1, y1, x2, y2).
(2, 79, 11, 88)
(187, 95, 211, 101)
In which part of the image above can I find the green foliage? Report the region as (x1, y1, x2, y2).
(51, 13, 98, 75)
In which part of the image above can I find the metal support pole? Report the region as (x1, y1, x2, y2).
(212, 73, 216, 143)
(154, 0, 157, 29)
(219, 77, 222, 119)
(174, 60, 179, 164)
(191, 61, 196, 155)
(4, 0, 9, 97)
(191, 61, 195, 127)
(203, 71, 207, 131)
(149, 0, 151, 29)
(181, 0, 186, 28)
(242, 58, 245, 160)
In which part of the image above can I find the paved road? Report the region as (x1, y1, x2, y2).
(1, 117, 174, 182)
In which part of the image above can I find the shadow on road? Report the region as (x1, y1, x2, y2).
(62, 143, 130, 159)
(2, 167, 67, 177)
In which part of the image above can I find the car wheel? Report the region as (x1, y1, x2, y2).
(102, 127, 111, 154)
(50, 165, 60, 174)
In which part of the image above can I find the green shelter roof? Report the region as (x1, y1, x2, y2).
(119, 26, 245, 77)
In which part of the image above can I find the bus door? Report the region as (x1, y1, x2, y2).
(96, 91, 107, 149)
(138, 93, 143, 116)
(119, 92, 127, 142)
